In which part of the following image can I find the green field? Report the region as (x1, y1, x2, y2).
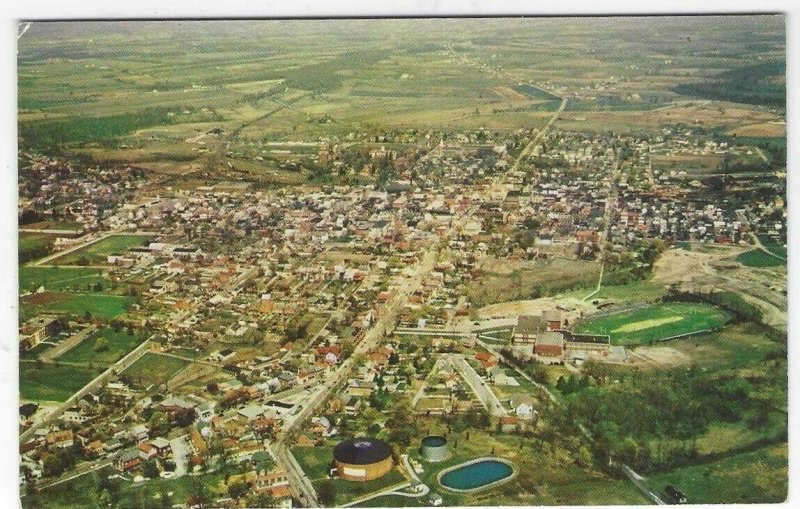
(19, 232, 56, 263)
(121, 353, 188, 389)
(20, 292, 134, 320)
(24, 465, 242, 509)
(576, 302, 732, 345)
(291, 445, 337, 481)
(19, 362, 97, 402)
(49, 234, 151, 266)
(645, 443, 787, 504)
(758, 237, 787, 258)
(19, 266, 106, 293)
(59, 327, 144, 365)
(737, 249, 784, 267)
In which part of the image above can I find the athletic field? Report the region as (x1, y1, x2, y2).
(576, 302, 732, 345)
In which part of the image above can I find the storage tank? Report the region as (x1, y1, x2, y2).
(420, 435, 450, 462)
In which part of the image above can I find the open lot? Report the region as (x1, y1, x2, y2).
(19, 266, 106, 293)
(48, 234, 152, 266)
(576, 302, 731, 345)
(469, 258, 600, 308)
(20, 291, 134, 320)
(645, 443, 787, 504)
(19, 362, 97, 402)
(58, 327, 144, 365)
(120, 353, 189, 390)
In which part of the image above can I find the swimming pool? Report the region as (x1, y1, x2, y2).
(437, 458, 516, 492)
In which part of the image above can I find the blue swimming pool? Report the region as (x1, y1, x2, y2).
(438, 458, 515, 492)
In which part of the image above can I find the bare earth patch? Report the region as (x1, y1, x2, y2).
(613, 315, 683, 333)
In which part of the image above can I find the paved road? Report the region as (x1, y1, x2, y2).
(20, 339, 152, 443)
(445, 354, 508, 417)
(39, 325, 97, 362)
(32, 230, 158, 267)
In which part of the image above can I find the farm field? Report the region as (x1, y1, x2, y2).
(48, 234, 152, 266)
(19, 266, 106, 293)
(58, 327, 144, 365)
(736, 249, 784, 267)
(576, 302, 731, 345)
(19, 362, 97, 402)
(644, 443, 787, 504)
(20, 291, 134, 321)
(120, 353, 189, 390)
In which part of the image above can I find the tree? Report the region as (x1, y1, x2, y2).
(318, 479, 336, 506)
(246, 491, 275, 508)
(227, 479, 249, 500)
(42, 452, 63, 477)
(148, 411, 170, 437)
(94, 337, 109, 353)
(142, 460, 160, 479)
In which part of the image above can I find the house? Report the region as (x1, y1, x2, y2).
(474, 351, 498, 369)
(130, 424, 149, 442)
(499, 415, 519, 433)
(83, 440, 105, 458)
(46, 430, 74, 449)
(197, 402, 215, 422)
(116, 449, 142, 471)
(138, 441, 158, 461)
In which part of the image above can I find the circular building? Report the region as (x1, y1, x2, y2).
(420, 435, 450, 462)
(333, 437, 394, 482)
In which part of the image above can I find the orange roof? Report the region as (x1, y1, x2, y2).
(270, 485, 291, 499)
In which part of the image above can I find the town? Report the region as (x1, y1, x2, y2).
(17, 16, 787, 509)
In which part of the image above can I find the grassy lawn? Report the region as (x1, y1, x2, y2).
(576, 302, 732, 345)
(322, 469, 408, 506)
(648, 322, 785, 371)
(121, 353, 188, 389)
(20, 362, 97, 402)
(558, 279, 667, 305)
(19, 232, 56, 263)
(292, 444, 336, 481)
(59, 327, 144, 365)
(20, 292, 134, 320)
(19, 266, 106, 293)
(758, 236, 787, 258)
(645, 443, 787, 504)
(24, 465, 235, 509)
(736, 249, 784, 267)
(49, 234, 151, 265)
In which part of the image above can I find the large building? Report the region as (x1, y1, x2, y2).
(19, 315, 59, 351)
(333, 437, 394, 482)
(533, 331, 565, 357)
